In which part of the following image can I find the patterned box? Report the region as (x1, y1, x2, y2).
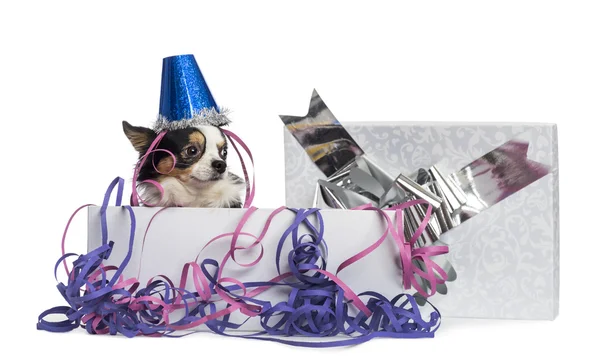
(284, 121, 559, 320)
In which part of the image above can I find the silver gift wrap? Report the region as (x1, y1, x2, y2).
(281, 90, 559, 320)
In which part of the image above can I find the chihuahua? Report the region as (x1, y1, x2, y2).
(123, 121, 245, 208)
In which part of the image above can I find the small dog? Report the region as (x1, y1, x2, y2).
(122, 121, 245, 208)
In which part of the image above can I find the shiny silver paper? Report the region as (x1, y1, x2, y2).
(279, 89, 364, 178)
(280, 90, 552, 302)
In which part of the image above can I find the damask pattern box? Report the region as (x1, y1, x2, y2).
(283, 120, 559, 320)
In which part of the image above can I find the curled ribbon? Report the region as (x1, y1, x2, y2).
(38, 175, 442, 345)
(339, 200, 449, 298)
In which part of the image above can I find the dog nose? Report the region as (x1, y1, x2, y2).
(212, 160, 227, 174)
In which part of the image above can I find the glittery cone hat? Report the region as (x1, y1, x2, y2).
(152, 54, 231, 131)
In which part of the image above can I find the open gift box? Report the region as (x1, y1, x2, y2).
(283, 91, 559, 320)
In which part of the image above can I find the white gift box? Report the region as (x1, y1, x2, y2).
(87, 206, 440, 332)
(283, 121, 560, 320)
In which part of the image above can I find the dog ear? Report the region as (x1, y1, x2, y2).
(122, 121, 156, 154)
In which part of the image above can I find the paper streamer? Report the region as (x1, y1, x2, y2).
(37, 176, 442, 346)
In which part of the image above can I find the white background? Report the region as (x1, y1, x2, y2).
(1, 0, 598, 362)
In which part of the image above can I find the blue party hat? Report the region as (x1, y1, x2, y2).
(152, 54, 231, 131)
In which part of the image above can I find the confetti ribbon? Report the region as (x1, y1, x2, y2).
(341, 201, 450, 298)
(37, 175, 442, 346)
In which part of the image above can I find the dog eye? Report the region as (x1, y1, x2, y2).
(185, 146, 199, 157)
(220, 148, 228, 159)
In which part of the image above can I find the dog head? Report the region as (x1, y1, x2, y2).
(123, 121, 234, 182)
(122, 121, 245, 207)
